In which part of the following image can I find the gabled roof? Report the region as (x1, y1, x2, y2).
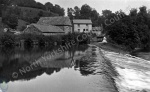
(31, 24, 64, 33)
(73, 19, 92, 24)
(37, 16, 72, 26)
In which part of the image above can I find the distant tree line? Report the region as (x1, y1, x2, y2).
(68, 4, 100, 27)
(68, 4, 150, 51)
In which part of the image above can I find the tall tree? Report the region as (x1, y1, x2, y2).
(45, 2, 53, 11)
(2, 7, 20, 29)
(74, 6, 80, 19)
(90, 9, 99, 26)
(80, 4, 92, 19)
(67, 8, 74, 20)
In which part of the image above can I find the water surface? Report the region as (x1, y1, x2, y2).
(0, 45, 117, 92)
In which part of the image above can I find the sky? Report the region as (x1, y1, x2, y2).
(35, 0, 150, 15)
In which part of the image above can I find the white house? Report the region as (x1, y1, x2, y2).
(72, 19, 92, 33)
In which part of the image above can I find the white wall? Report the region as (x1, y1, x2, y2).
(74, 24, 92, 33)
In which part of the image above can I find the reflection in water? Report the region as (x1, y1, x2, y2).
(0, 45, 89, 84)
(0, 45, 118, 92)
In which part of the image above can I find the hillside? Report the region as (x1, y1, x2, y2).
(0, 17, 28, 31)
(19, 6, 59, 18)
(0, 6, 59, 30)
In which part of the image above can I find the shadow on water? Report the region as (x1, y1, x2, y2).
(0, 45, 89, 83)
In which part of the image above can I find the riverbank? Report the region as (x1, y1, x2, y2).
(92, 42, 129, 54)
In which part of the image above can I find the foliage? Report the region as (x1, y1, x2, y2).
(104, 6, 150, 51)
(0, 33, 15, 48)
(2, 6, 21, 29)
(67, 4, 100, 27)
(1, 0, 65, 24)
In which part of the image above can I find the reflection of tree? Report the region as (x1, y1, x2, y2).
(0, 45, 89, 83)
(45, 68, 61, 75)
(0, 58, 61, 83)
(0, 48, 62, 83)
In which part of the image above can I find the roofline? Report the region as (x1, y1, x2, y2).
(73, 23, 92, 24)
(54, 25, 72, 26)
(73, 19, 92, 20)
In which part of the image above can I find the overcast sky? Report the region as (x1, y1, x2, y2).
(35, 0, 150, 15)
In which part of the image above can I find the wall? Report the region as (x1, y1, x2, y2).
(73, 24, 92, 33)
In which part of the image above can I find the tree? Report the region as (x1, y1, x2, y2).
(36, 2, 45, 10)
(67, 8, 74, 20)
(51, 4, 65, 16)
(90, 9, 99, 26)
(45, 2, 53, 11)
(129, 8, 138, 17)
(2, 6, 20, 29)
(80, 4, 92, 19)
(2, 14, 18, 29)
(102, 10, 112, 18)
(74, 6, 80, 19)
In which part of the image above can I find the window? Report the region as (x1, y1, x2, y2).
(78, 29, 80, 32)
(83, 29, 85, 32)
(78, 24, 80, 27)
(86, 29, 88, 31)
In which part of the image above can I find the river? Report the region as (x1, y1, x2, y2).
(0, 45, 118, 92)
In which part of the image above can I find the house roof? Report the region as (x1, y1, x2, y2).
(31, 24, 64, 33)
(37, 16, 72, 26)
(73, 19, 92, 24)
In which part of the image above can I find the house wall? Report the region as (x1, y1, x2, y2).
(73, 24, 92, 33)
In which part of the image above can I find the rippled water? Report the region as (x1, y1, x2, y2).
(102, 50, 150, 92)
(0, 45, 117, 92)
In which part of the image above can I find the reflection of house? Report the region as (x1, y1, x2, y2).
(37, 16, 72, 34)
(92, 27, 103, 36)
(23, 24, 65, 35)
(73, 19, 92, 33)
